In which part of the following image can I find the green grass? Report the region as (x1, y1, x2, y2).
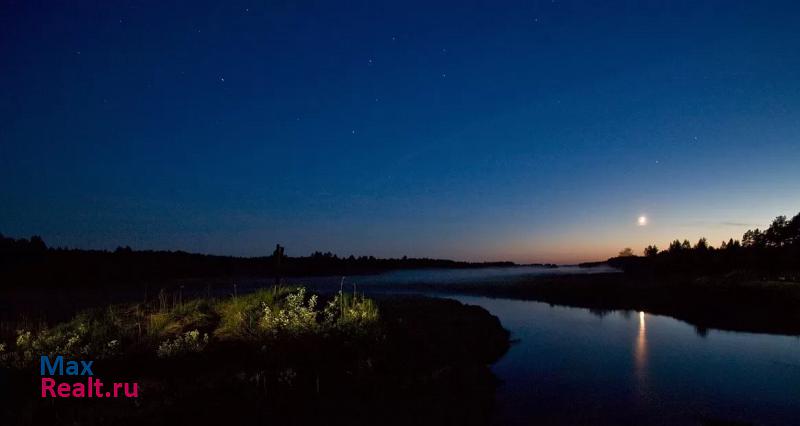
(147, 298, 217, 338)
(215, 286, 297, 339)
(0, 285, 380, 365)
(323, 291, 380, 333)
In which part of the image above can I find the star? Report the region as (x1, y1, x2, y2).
(220, 76, 225, 82)
(441, 73, 447, 78)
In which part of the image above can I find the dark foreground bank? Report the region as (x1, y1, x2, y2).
(0, 290, 509, 426)
(433, 272, 800, 335)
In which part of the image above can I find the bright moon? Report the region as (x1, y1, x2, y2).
(637, 215, 648, 226)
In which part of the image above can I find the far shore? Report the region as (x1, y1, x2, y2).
(418, 271, 800, 336)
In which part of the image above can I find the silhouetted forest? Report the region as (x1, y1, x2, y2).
(603, 212, 800, 278)
(0, 236, 516, 289)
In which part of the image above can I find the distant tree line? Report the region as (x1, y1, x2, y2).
(0, 234, 515, 289)
(606, 212, 800, 278)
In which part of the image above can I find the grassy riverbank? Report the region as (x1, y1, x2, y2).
(0, 287, 510, 425)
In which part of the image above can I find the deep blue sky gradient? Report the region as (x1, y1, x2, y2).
(2, 1, 799, 262)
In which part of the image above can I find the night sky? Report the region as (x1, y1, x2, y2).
(2, 1, 800, 263)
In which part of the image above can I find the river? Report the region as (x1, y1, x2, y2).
(290, 267, 800, 425)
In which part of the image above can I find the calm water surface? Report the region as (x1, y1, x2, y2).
(289, 267, 800, 425)
(450, 295, 800, 425)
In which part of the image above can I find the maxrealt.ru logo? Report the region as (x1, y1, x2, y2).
(40, 355, 139, 398)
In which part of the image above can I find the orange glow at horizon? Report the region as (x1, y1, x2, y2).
(478, 219, 767, 264)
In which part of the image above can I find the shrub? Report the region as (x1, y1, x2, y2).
(3, 307, 132, 367)
(14, 321, 91, 360)
(260, 287, 319, 337)
(157, 330, 209, 358)
(323, 292, 379, 333)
